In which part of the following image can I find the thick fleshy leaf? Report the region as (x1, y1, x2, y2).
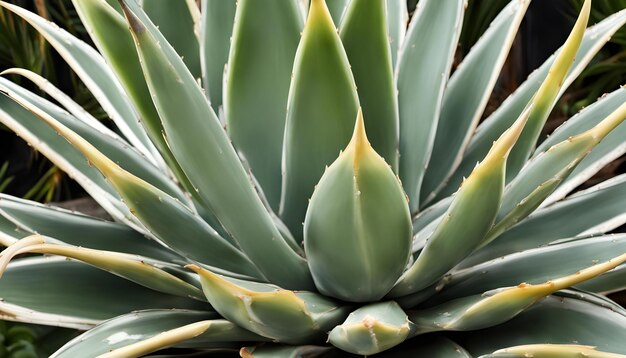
(0, 194, 182, 263)
(201, 0, 236, 112)
(240, 345, 331, 358)
(0, 209, 28, 246)
(70, 0, 192, 184)
(481, 344, 626, 358)
(304, 112, 411, 302)
(0, 78, 188, 206)
(0, 93, 137, 230)
(464, 174, 626, 267)
(396, 0, 464, 212)
(498, 101, 626, 221)
(225, 0, 302, 210)
(452, 295, 626, 355)
(438, 9, 626, 201)
(328, 302, 413, 355)
(576, 263, 626, 294)
(386, 0, 407, 69)
(340, 0, 399, 170)
(0, 1, 158, 163)
(0, 236, 204, 301)
(504, 0, 590, 177)
(118, 0, 313, 289)
(536, 87, 626, 206)
(53, 310, 210, 357)
(2, 68, 113, 134)
(142, 0, 201, 79)
(0, 257, 208, 329)
(53, 310, 263, 358)
(408, 251, 626, 333)
(433, 234, 626, 302)
(280, 0, 360, 242)
(390, 106, 531, 297)
(420, 0, 529, 205)
(188, 265, 350, 344)
(19, 102, 259, 277)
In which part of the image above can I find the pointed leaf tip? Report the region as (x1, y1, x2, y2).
(350, 108, 370, 163)
(118, 0, 145, 34)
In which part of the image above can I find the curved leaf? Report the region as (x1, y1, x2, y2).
(420, 0, 529, 204)
(189, 265, 349, 344)
(396, 0, 464, 212)
(438, 9, 626, 201)
(453, 295, 626, 355)
(225, 0, 302, 210)
(0, 257, 208, 329)
(0, 1, 158, 163)
(118, 0, 313, 289)
(200, 0, 236, 112)
(340, 0, 399, 170)
(0, 194, 182, 263)
(142, 0, 201, 79)
(280, 0, 360, 241)
(390, 106, 531, 297)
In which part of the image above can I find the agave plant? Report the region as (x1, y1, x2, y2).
(1, 0, 626, 356)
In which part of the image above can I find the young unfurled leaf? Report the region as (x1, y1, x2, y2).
(280, 0, 360, 242)
(304, 110, 411, 302)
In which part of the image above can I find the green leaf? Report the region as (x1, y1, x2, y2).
(0, 92, 137, 230)
(142, 0, 201, 79)
(396, 0, 464, 212)
(0, 214, 27, 247)
(19, 102, 259, 277)
(201, 0, 236, 112)
(189, 265, 350, 344)
(0, 1, 158, 163)
(437, 9, 626, 202)
(70, 0, 193, 186)
(420, 0, 529, 205)
(0, 77, 188, 206)
(390, 106, 532, 297)
(340, 0, 399, 170)
(0, 194, 182, 263)
(481, 344, 626, 358)
(240, 345, 332, 358)
(386, 0, 407, 69)
(280, 0, 360, 241)
(52, 310, 263, 358)
(498, 101, 626, 221)
(408, 251, 626, 333)
(535, 87, 626, 206)
(329, 302, 413, 355)
(505, 0, 590, 178)
(453, 295, 626, 355)
(0, 257, 208, 328)
(464, 174, 626, 267)
(225, 0, 302, 210)
(118, 0, 313, 289)
(304, 111, 411, 302)
(0, 236, 205, 301)
(433, 235, 626, 303)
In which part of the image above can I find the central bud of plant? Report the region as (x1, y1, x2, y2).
(304, 110, 412, 302)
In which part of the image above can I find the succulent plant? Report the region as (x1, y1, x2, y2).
(1, 0, 626, 356)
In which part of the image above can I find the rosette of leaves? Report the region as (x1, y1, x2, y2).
(0, 0, 626, 356)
